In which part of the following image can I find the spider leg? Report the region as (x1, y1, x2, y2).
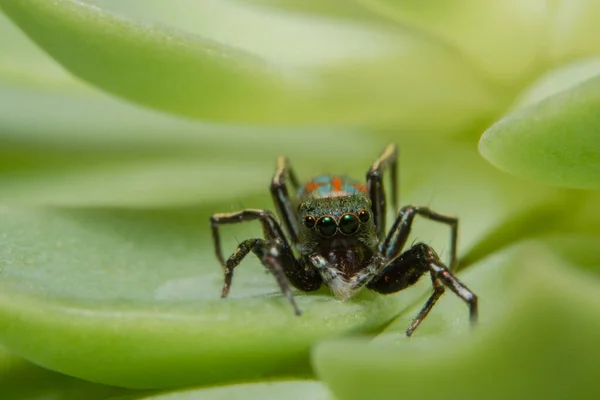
(381, 205, 459, 271)
(210, 209, 322, 315)
(366, 143, 398, 241)
(271, 156, 301, 242)
(406, 278, 445, 337)
(210, 209, 285, 266)
(367, 243, 477, 337)
(220, 238, 304, 315)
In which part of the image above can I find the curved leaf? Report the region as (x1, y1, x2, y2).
(511, 56, 600, 109)
(0, 141, 576, 390)
(109, 380, 331, 400)
(0, 206, 406, 389)
(312, 238, 600, 400)
(0, 346, 130, 400)
(243, 0, 548, 85)
(354, 0, 549, 85)
(0, 0, 499, 131)
(480, 73, 600, 189)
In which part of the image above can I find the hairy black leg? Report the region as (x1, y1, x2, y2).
(210, 209, 322, 314)
(221, 238, 307, 315)
(366, 143, 398, 241)
(210, 209, 286, 266)
(271, 156, 301, 242)
(381, 205, 459, 271)
(367, 243, 477, 336)
(406, 279, 445, 337)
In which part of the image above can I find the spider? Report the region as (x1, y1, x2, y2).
(210, 143, 477, 336)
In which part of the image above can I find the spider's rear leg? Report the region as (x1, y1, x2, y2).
(271, 156, 301, 242)
(366, 143, 398, 241)
(367, 243, 477, 336)
(210, 209, 322, 316)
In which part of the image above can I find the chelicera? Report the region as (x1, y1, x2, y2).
(210, 143, 477, 336)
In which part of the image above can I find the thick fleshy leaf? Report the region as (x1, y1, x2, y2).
(312, 238, 600, 400)
(0, 141, 578, 390)
(0, 206, 407, 389)
(510, 56, 600, 109)
(0, 0, 499, 132)
(365, 0, 548, 84)
(0, 0, 287, 122)
(480, 72, 600, 189)
(230, 0, 387, 26)
(109, 380, 331, 400)
(243, 0, 548, 86)
(0, 10, 72, 85)
(0, 346, 132, 400)
(0, 85, 380, 207)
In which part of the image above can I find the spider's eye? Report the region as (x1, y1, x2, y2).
(304, 215, 316, 229)
(358, 209, 370, 223)
(339, 214, 359, 235)
(316, 216, 337, 237)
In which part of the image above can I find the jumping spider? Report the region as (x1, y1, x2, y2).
(210, 143, 477, 336)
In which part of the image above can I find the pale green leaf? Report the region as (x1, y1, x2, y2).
(0, 142, 575, 389)
(0, 206, 406, 389)
(511, 56, 600, 109)
(0, 346, 132, 400)
(313, 238, 600, 400)
(243, 0, 548, 86)
(109, 380, 331, 400)
(480, 73, 600, 189)
(0, 0, 499, 132)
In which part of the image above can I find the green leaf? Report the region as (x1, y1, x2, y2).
(0, 0, 499, 132)
(0, 345, 132, 400)
(0, 0, 289, 122)
(0, 206, 406, 389)
(510, 56, 600, 109)
(244, 0, 548, 86)
(0, 141, 575, 390)
(479, 69, 600, 189)
(0, 10, 73, 86)
(354, 0, 549, 86)
(108, 380, 331, 400)
(0, 83, 381, 207)
(230, 0, 382, 24)
(312, 237, 600, 400)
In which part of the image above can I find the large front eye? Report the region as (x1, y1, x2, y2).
(339, 214, 359, 235)
(316, 216, 337, 237)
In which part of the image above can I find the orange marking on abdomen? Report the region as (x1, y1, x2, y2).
(331, 176, 343, 192)
(305, 182, 323, 192)
(353, 183, 367, 193)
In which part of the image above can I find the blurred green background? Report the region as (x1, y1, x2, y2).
(1, 1, 599, 399)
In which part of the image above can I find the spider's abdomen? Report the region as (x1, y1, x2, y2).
(297, 175, 367, 201)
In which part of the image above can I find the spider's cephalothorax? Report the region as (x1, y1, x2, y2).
(210, 144, 477, 336)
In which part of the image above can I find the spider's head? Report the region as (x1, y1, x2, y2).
(296, 194, 377, 252)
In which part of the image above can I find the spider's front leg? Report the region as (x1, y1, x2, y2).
(210, 209, 322, 316)
(367, 243, 477, 336)
(382, 205, 459, 271)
